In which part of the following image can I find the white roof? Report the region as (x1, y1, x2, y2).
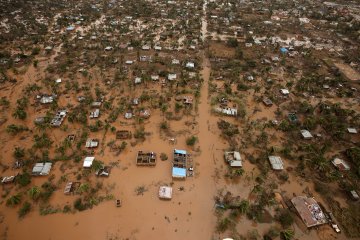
(90, 109, 100, 118)
(125, 112, 133, 119)
(186, 62, 195, 68)
(86, 139, 99, 148)
(229, 160, 242, 167)
(40, 96, 54, 104)
(268, 156, 284, 170)
(216, 107, 237, 116)
(151, 75, 159, 80)
(332, 158, 350, 171)
(280, 89, 290, 95)
(134, 77, 142, 84)
(301, 130, 313, 139)
(159, 186, 172, 199)
(348, 128, 357, 134)
(168, 74, 177, 80)
(83, 157, 95, 167)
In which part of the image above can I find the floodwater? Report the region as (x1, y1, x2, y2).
(0, 2, 354, 240)
(1, 43, 224, 240)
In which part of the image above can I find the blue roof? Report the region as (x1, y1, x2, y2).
(174, 149, 187, 155)
(280, 48, 288, 53)
(172, 167, 186, 178)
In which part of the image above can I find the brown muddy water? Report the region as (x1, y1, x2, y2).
(0, 52, 224, 240)
(0, 2, 353, 240)
(1, 52, 347, 240)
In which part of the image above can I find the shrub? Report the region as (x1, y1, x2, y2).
(63, 205, 72, 213)
(280, 229, 294, 240)
(134, 127, 145, 140)
(135, 185, 147, 195)
(33, 133, 53, 148)
(160, 121, 168, 130)
(13, 107, 27, 120)
(186, 136, 197, 146)
(6, 193, 21, 206)
(227, 38, 238, 47)
(39, 205, 60, 215)
(16, 172, 31, 187)
(276, 209, 294, 228)
(160, 153, 168, 161)
(216, 217, 231, 232)
(13, 147, 25, 159)
(40, 182, 56, 202)
(18, 202, 31, 218)
(6, 124, 28, 135)
(28, 186, 41, 201)
(74, 198, 87, 211)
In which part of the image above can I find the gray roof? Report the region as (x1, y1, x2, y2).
(301, 130, 313, 139)
(268, 156, 284, 170)
(32, 162, 52, 176)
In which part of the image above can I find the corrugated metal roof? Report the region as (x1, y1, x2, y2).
(269, 156, 284, 170)
(32, 162, 52, 175)
(174, 149, 187, 155)
(172, 167, 186, 178)
(229, 160, 242, 167)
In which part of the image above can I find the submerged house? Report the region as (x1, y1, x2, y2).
(90, 109, 100, 119)
(347, 128, 357, 134)
(168, 73, 177, 81)
(172, 149, 187, 179)
(1, 175, 17, 184)
(268, 156, 284, 170)
(64, 181, 80, 195)
(280, 89, 290, 95)
(136, 151, 156, 166)
(291, 196, 327, 228)
(50, 110, 67, 127)
(139, 109, 151, 118)
(95, 166, 111, 177)
(301, 130, 313, 139)
(332, 158, 350, 171)
(263, 97, 273, 106)
(215, 107, 238, 116)
(224, 151, 242, 167)
(37, 94, 56, 104)
(116, 130, 132, 139)
(83, 157, 95, 168)
(85, 139, 99, 148)
(32, 162, 52, 176)
(159, 186, 172, 199)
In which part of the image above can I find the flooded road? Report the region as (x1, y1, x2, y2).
(201, 0, 208, 41)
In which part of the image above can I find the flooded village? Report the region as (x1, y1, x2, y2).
(0, 0, 360, 239)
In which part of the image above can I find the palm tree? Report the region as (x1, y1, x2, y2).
(6, 193, 21, 206)
(239, 200, 249, 214)
(28, 186, 41, 200)
(281, 229, 295, 240)
(91, 160, 103, 173)
(78, 183, 90, 194)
